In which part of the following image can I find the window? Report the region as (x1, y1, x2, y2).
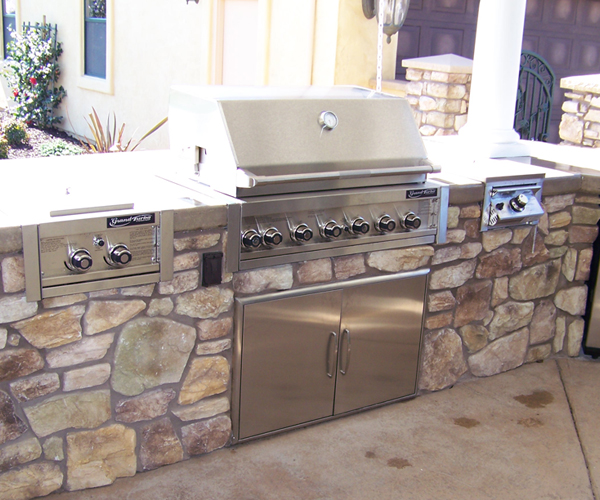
(2, 0, 15, 58)
(84, 0, 106, 78)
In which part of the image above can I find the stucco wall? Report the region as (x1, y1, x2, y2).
(1, 0, 398, 150)
(7, 0, 208, 150)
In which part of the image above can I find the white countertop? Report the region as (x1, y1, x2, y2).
(0, 150, 235, 228)
(423, 135, 599, 177)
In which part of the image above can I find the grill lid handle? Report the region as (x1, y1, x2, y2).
(235, 164, 440, 189)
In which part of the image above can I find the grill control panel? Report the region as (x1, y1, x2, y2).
(23, 211, 173, 301)
(235, 182, 448, 271)
(480, 177, 544, 231)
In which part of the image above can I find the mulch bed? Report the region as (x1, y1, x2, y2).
(0, 110, 85, 159)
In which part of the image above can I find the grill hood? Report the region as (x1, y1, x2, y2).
(168, 86, 439, 198)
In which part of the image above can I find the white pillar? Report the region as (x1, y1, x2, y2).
(458, 0, 527, 157)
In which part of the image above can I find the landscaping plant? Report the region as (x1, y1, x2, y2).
(3, 119, 29, 146)
(79, 108, 168, 153)
(4, 22, 66, 128)
(0, 135, 9, 159)
(38, 139, 84, 157)
(88, 0, 106, 18)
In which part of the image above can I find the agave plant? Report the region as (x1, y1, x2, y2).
(80, 108, 168, 153)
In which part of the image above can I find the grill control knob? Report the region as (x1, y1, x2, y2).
(109, 244, 133, 266)
(510, 194, 528, 212)
(242, 229, 262, 249)
(292, 224, 313, 242)
(403, 212, 422, 230)
(263, 228, 283, 246)
(69, 249, 93, 272)
(376, 215, 396, 233)
(322, 221, 344, 239)
(350, 217, 370, 235)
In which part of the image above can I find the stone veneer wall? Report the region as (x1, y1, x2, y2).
(419, 191, 598, 390)
(558, 75, 600, 148)
(0, 187, 598, 499)
(402, 55, 473, 137)
(0, 215, 235, 498)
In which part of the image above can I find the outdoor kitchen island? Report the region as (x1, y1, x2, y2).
(0, 148, 597, 498)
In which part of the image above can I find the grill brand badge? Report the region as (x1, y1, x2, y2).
(407, 188, 438, 199)
(107, 213, 155, 228)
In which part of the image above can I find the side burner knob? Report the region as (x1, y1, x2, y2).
(109, 244, 133, 266)
(242, 229, 262, 249)
(403, 212, 422, 230)
(510, 193, 528, 212)
(293, 224, 313, 242)
(350, 217, 370, 235)
(376, 215, 396, 233)
(263, 228, 283, 246)
(69, 249, 93, 272)
(322, 221, 344, 239)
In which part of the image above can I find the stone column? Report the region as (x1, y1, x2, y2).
(458, 0, 527, 157)
(558, 74, 600, 148)
(401, 54, 473, 137)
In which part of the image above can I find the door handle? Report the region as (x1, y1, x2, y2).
(339, 328, 351, 375)
(326, 331, 338, 378)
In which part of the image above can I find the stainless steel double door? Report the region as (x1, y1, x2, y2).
(235, 271, 428, 441)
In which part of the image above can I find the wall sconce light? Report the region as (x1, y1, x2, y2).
(186, 0, 199, 4)
(362, 0, 411, 43)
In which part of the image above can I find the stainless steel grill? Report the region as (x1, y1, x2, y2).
(168, 86, 449, 271)
(168, 85, 450, 443)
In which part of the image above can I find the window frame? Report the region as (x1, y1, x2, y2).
(1, 0, 18, 60)
(84, 0, 106, 79)
(79, 0, 114, 94)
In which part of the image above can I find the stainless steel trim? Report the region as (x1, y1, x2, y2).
(432, 180, 449, 244)
(50, 202, 134, 217)
(241, 182, 442, 216)
(160, 210, 174, 282)
(23, 225, 41, 302)
(41, 273, 161, 298)
(236, 174, 429, 198)
(415, 272, 429, 400)
(241, 165, 438, 188)
(226, 203, 242, 273)
(41, 264, 160, 287)
(326, 331, 338, 378)
(231, 297, 245, 443)
(235, 268, 430, 305)
(238, 235, 436, 271)
(484, 174, 545, 185)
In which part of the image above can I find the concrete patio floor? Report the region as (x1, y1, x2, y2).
(47, 357, 599, 500)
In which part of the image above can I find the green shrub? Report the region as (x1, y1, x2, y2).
(88, 0, 106, 18)
(0, 135, 9, 159)
(38, 139, 84, 157)
(3, 119, 29, 146)
(4, 22, 66, 128)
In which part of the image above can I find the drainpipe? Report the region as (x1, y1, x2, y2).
(458, 0, 528, 158)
